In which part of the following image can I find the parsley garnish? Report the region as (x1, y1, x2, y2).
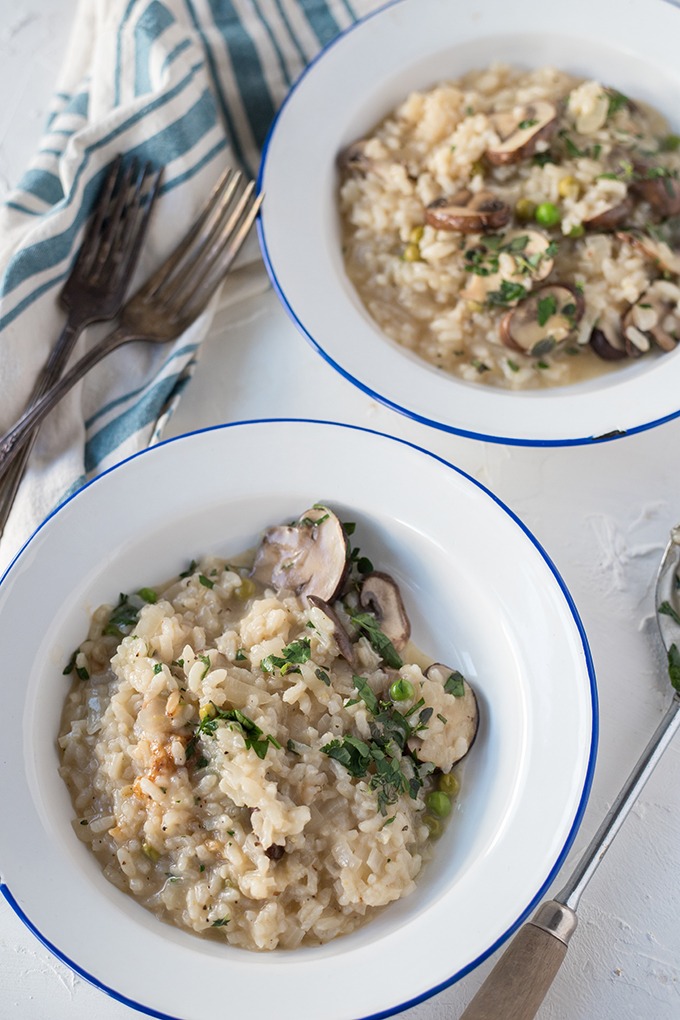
(605, 88, 629, 118)
(659, 601, 680, 627)
(187, 704, 281, 761)
(102, 592, 142, 637)
(667, 644, 680, 693)
(323, 677, 435, 813)
(518, 118, 539, 129)
(261, 637, 311, 675)
(444, 671, 467, 697)
(537, 294, 557, 327)
(486, 280, 527, 307)
(349, 612, 403, 668)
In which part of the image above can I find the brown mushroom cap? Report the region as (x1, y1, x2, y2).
(337, 139, 373, 174)
(500, 283, 585, 355)
(589, 325, 628, 361)
(251, 506, 349, 601)
(631, 170, 680, 218)
(486, 101, 558, 166)
(424, 662, 479, 762)
(425, 189, 511, 233)
(359, 571, 410, 651)
(583, 195, 634, 231)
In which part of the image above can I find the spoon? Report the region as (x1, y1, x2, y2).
(459, 525, 680, 1020)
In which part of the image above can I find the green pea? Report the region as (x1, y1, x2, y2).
(389, 677, 415, 702)
(423, 814, 443, 838)
(438, 772, 460, 797)
(535, 202, 561, 227)
(425, 790, 452, 818)
(568, 224, 586, 238)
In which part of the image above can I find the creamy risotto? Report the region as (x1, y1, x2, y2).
(59, 507, 478, 950)
(338, 64, 680, 389)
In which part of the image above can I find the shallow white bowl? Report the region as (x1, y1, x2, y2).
(0, 420, 596, 1019)
(258, 0, 680, 446)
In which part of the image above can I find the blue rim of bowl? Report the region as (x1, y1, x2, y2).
(256, 0, 680, 449)
(0, 418, 598, 1020)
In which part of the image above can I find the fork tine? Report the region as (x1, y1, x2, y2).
(70, 156, 123, 276)
(181, 190, 264, 321)
(169, 179, 255, 310)
(105, 163, 163, 283)
(137, 167, 240, 301)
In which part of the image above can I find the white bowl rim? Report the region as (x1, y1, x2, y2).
(0, 418, 598, 1020)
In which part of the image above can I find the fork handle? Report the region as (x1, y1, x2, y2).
(0, 318, 84, 536)
(0, 324, 139, 483)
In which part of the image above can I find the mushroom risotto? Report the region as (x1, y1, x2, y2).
(59, 507, 478, 950)
(338, 64, 680, 389)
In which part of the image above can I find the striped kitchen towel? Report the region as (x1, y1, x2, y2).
(0, 0, 381, 573)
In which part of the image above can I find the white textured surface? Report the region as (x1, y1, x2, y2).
(1, 3, 679, 1019)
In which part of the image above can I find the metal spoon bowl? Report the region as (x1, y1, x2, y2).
(459, 524, 680, 1020)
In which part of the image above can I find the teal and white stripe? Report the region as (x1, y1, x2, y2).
(0, 0, 382, 565)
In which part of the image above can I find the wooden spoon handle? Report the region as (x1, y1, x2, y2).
(459, 900, 577, 1020)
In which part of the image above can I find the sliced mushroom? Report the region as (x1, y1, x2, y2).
(616, 230, 680, 276)
(307, 594, 356, 667)
(425, 662, 479, 763)
(622, 294, 680, 355)
(264, 844, 285, 861)
(583, 195, 634, 231)
(337, 139, 374, 174)
(631, 167, 680, 218)
(359, 572, 410, 652)
(462, 229, 556, 303)
(589, 325, 628, 361)
(425, 189, 511, 233)
(251, 506, 348, 601)
(486, 101, 558, 166)
(499, 283, 585, 356)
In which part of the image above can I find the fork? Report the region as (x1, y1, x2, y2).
(0, 157, 162, 536)
(0, 168, 262, 482)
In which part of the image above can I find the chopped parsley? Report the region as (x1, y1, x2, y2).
(444, 671, 467, 697)
(605, 88, 630, 118)
(668, 643, 680, 693)
(186, 704, 281, 761)
(537, 294, 558, 327)
(315, 667, 331, 687)
(322, 676, 435, 813)
(344, 521, 374, 577)
(198, 574, 214, 589)
(211, 918, 230, 927)
(659, 601, 680, 627)
(349, 611, 403, 668)
(137, 587, 158, 604)
(518, 117, 539, 129)
(63, 649, 89, 680)
(486, 280, 528, 308)
(102, 592, 143, 637)
(261, 637, 312, 675)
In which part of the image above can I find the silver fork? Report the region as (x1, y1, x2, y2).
(0, 157, 162, 536)
(0, 168, 262, 483)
